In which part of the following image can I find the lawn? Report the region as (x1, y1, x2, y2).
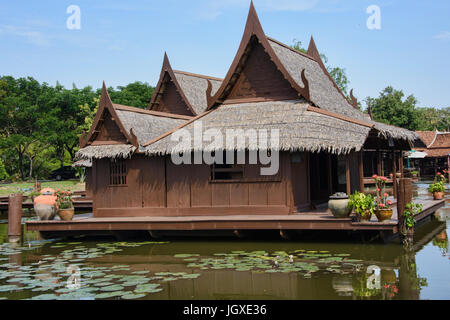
(0, 180, 85, 196)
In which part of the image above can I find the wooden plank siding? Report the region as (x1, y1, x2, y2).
(224, 41, 299, 104)
(92, 152, 308, 217)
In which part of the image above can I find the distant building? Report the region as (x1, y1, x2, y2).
(409, 131, 450, 176)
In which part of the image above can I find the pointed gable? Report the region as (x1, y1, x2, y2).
(80, 83, 138, 148)
(207, 2, 309, 109)
(148, 54, 195, 116)
(224, 37, 299, 103)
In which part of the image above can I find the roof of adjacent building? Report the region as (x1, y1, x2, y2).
(415, 131, 450, 158)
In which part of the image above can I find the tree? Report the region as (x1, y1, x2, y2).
(0, 76, 46, 180)
(292, 39, 350, 98)
(104, 81, 155, 109)
(365, 86, 419, 131)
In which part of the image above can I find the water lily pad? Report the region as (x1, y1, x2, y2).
(100, 284, 124, 292)
(121, 293, 146, 300)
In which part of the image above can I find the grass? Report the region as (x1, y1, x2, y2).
(0, 180, 85, 196)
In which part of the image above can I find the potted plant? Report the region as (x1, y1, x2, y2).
(428, 172, 446, 200)
(411, 170, 419, 178)
(56, 189, 74, 221)
(348, 191, 375, 221)
(373, 175, 393, 222)
(402, 202, 422, 238)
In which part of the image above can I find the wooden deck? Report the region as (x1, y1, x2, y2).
(25, 199, 445, 237)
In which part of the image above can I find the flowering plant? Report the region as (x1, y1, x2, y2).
(428, 172, 446, 193)
(55, 189, 73, 210)
(372, 175, 392, 210)
(383, 284, 399, 299)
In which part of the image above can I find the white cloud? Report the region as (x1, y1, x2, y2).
(0, 25, 49, 46)
(433, 31, 450, 41)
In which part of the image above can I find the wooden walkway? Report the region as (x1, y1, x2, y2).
(25, 199, 445, 236)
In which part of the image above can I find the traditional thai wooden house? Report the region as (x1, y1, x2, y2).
(409, 131, 450, 175)
(75, 3, 419, 219)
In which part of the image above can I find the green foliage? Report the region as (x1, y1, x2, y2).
(348, 192, 376, 218)
(415, 107, 450, 131)
(366, 86, 419, 130)
(0, 76, 155, 181)
(428, 173, 447, 193)
(403, 202, 423, 229)
(0, 158, 8, 181)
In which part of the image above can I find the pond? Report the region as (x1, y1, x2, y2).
(0, 181, 448, 300)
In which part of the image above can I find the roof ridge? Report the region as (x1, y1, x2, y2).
(113, 104, 193, 120)
(173, 70, 223, 82)
(266, 36, 317, 62)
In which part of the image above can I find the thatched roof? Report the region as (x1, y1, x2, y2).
(113, 104, 187, 145)
(144, 100, 372, 156)
(72, 159, 92, 168)
(75, 90, 189, 161)
(267, 38, 419, 143)
(76, 144, 136, 160)
(173, 70, 222, 115)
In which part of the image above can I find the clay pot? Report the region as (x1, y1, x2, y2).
(375, 209, 393, 222)
(58, 208, 74, 221)
(433, 192, 444, 200)
(358, 210, 372, 221)
(328, 193, 351, 218)
(34, 203, 56, 221)
(381, 269, 397, 284)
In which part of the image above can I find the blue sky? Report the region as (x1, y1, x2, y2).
(0, 0, 449, 108)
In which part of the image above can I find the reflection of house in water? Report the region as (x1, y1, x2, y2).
(408, 131, 450, 176)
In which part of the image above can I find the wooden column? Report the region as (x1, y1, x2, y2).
(358, 151, 364, 192)
(377, 150, 382, 176)
(8, 193, 23, 243)
(392, 151, 397, 199)
(399, 151, 404, 178)
(346, 154, 351, 195)
(397, 178, 413, 233)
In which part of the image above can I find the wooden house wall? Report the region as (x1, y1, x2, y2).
(92, 152, 310, 217)
(224, 42, 299, 104)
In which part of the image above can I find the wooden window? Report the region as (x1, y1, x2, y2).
(211, 163, 244, 181)
(210, 151, 244, 181)
(109, 159, 127, 185)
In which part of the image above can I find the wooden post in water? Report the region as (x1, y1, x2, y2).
(397, 178, 413, 241)
(8, 193, 23, 243)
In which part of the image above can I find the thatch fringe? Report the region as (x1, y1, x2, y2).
(75, 145, 136, 160)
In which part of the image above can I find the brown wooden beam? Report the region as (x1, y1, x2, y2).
(377, 150, 382, 176)
(327, 154, 333, 195)
(358, 151, 364, 192)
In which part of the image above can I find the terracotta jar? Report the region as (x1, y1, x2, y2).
(328, 193, 351, 218)
(375, 208, 393, 222)
(58, 208, 74, 221)
(433, 192, 444, 200)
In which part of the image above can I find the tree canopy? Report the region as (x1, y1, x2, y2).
(0, 76, 155, 181)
